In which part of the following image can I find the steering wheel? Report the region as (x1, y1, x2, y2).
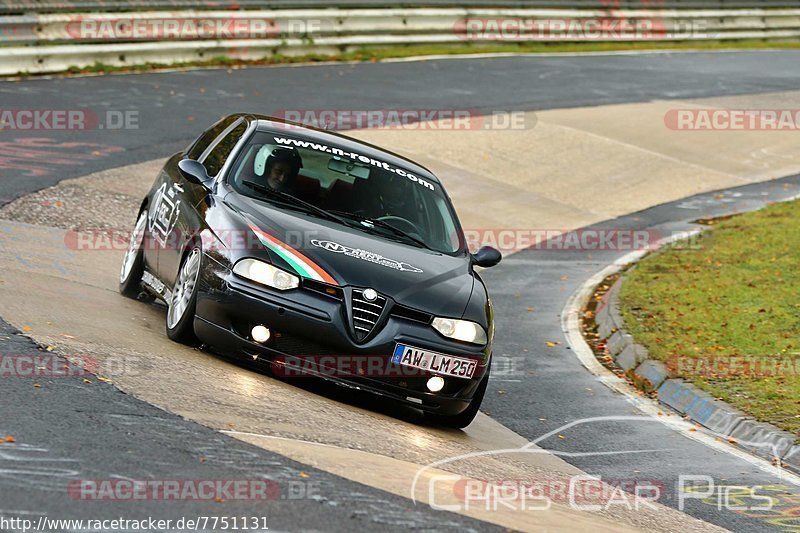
(375, 216, 423, 238)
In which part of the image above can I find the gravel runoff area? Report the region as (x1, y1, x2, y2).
(0, 159, 162, 231)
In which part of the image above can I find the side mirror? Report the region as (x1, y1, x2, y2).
(178, 159, 213, 188)
(472, 246, 502, 268)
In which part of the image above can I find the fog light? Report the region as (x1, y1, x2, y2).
(426, 376, 445, 392)
(251, 325, 270, 343)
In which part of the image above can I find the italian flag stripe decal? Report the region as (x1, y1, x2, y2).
(246, 222, 338, 286)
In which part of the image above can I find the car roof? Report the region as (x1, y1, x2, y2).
(236, 114, 441, 185)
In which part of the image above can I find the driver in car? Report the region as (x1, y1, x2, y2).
(377, 174, 416, 220)
(264, 147, 303, 193)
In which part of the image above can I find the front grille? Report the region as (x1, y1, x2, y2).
(351, 288, 387, 341)
(272, 333, 340, 357)
(391, 304, 432, 324)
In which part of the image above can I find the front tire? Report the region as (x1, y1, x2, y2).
(166, 247, 201, 344)
(119, 209, 148, 297)
(426, 362, 490, 429)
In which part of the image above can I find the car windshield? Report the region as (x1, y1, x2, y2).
(228, 130, 463, 254)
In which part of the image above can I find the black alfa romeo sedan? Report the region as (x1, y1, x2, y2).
(119, 114, 501, 428)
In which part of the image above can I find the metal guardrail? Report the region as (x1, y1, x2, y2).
(6, 7, 800, 46)
(3, 0, 800, 14)
(0, 15, 38, 43)
(0, 6, 798, 75)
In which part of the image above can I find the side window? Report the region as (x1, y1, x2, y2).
(186, 115, 239, 160)
(201, 122, 247, 177)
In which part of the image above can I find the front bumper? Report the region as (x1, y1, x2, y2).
(194, 259, 490, 416)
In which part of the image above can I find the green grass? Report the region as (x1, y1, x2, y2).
(619, 198, 800, 436)
(23, 38, 800, 78)
(354, 38, 800, 58)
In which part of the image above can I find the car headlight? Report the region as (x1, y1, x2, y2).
(431, 317, 487, 345)
(233, 258, 299, 290)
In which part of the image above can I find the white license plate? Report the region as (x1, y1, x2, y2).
(392, 344, 477, 379)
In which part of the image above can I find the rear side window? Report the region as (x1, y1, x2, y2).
(186, 115, 239, 160)
(202, 122, 247, 177)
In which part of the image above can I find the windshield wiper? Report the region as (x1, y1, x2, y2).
(242, 181, 431, 250)
(328, 210, 430, 250)
(242, 180, 350, 227)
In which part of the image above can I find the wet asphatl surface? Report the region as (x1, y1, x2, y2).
(2, 50, 800, 203)
(481, 175, 800, 532)
(2, 50, 800, 532)
(0, 319, 498, 531)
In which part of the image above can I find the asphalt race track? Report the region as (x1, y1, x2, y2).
(2, 51, 800, 532)
(0, 320, 498, 532)
(3, 51, 800, 202)
(481, 175, 800, 532)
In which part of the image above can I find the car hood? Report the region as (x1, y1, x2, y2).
(223, 194, 475, 318)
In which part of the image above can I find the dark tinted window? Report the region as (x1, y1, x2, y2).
(186, 115, 239, 160)
(202, 122, 247, 177)
(228, 131, 462, 254)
